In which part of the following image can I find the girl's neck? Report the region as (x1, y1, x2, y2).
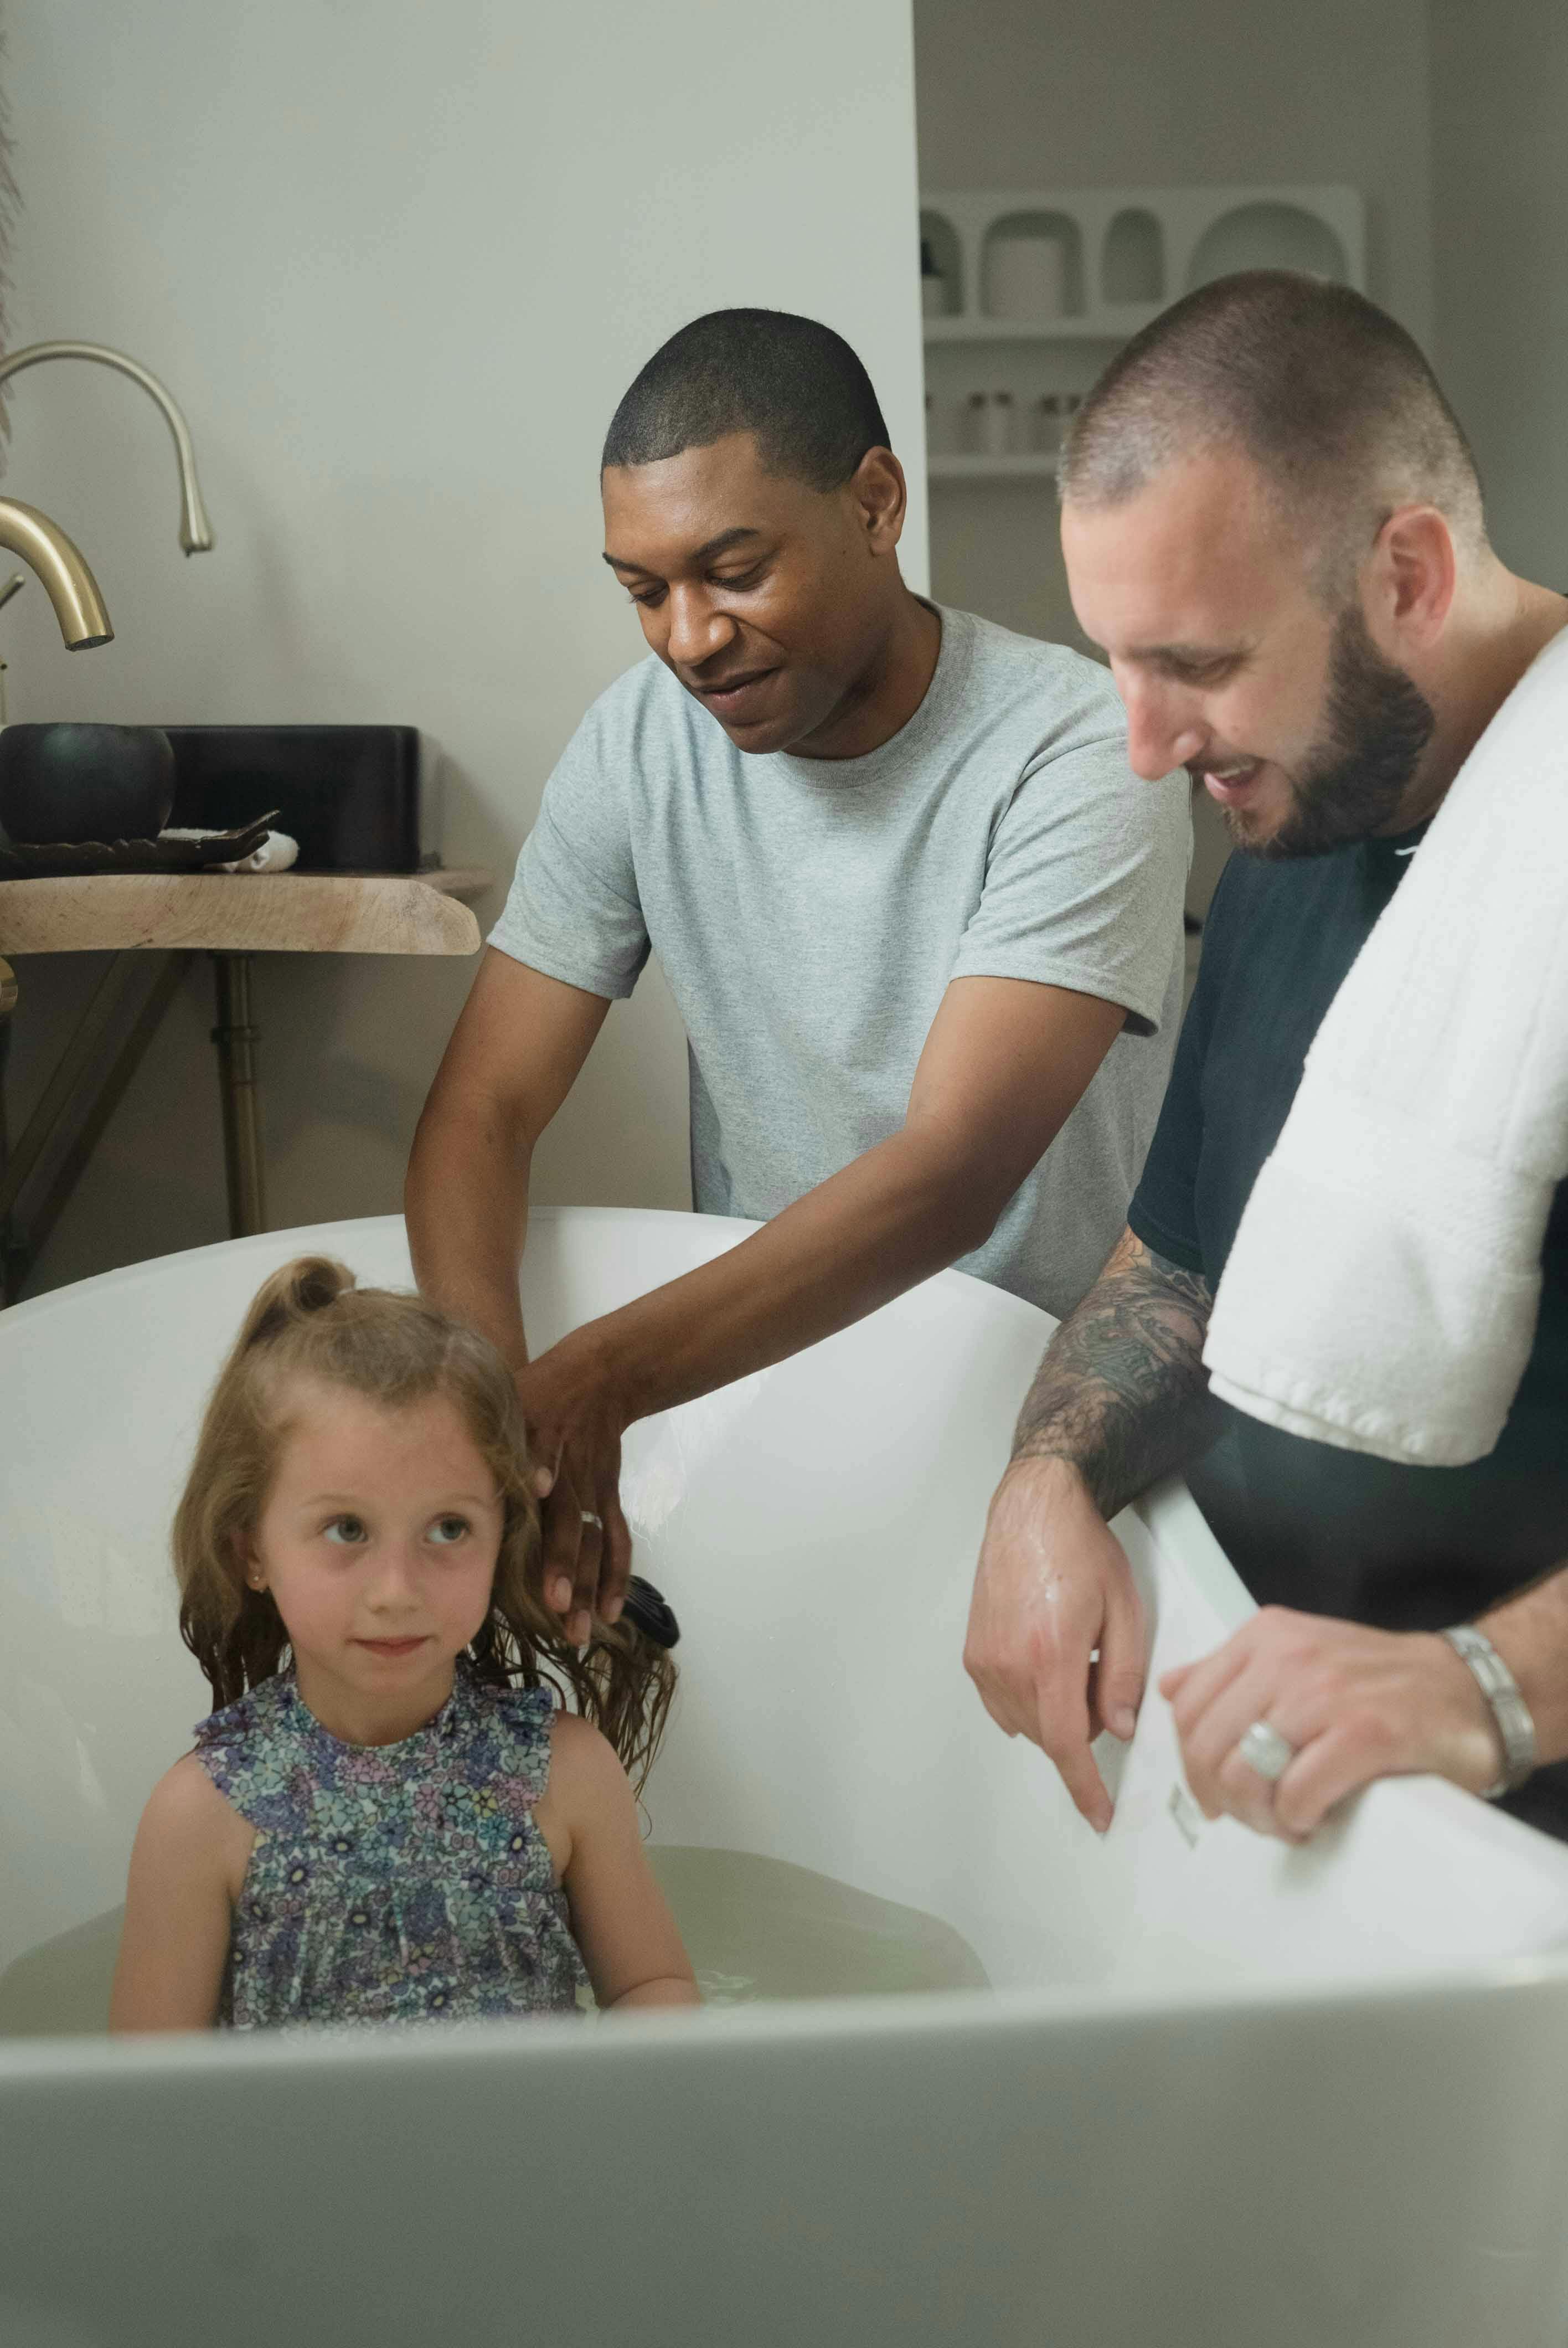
(292, 1651, 460, 1748)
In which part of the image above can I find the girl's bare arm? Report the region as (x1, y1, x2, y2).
(538, 1714, 699, 2010)
(109, 1755, 249, 2033)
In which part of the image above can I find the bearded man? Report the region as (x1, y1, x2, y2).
(964, 271, 1568, 1846)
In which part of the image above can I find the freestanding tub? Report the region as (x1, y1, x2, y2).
(3, 1208, 1568, 2348)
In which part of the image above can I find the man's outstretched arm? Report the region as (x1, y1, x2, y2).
(965, 1227, 1225, 1830)
(508, 972, 1128, 1642)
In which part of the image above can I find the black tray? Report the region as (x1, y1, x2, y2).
(0, 813, 278, 882)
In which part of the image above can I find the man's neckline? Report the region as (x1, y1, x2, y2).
(768, 601, 967, 787)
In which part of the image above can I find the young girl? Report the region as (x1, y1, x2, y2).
(110, 1256, 698, 2031)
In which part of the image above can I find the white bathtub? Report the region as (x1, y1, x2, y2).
(3, 1208, 1568, 2348)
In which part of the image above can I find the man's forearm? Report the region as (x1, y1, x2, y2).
(1011, 1227, 1224, 1518)
(405, 1096, 533, 1369)
(532, 1124, 1006, 1427)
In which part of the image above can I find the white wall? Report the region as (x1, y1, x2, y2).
(3, 0, 927, 1294)
(1430, 0, 1568, 590)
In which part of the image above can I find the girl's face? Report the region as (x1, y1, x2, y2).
(246, 1376, 506, 1744)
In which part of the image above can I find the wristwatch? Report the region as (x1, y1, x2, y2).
(1441, 1624, 1538, 1798)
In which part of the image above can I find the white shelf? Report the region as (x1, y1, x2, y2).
(929, 453, 1060, 482)
(921, 184, 1366, 491)
(919, 184, 1365, 341)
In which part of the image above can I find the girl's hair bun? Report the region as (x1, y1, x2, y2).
(238, 1255, 357, 1353)
(290, 1257, 354, 1315)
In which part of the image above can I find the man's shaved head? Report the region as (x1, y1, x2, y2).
(602, 308, 891, 493)
(1060, 271, 1486, 599)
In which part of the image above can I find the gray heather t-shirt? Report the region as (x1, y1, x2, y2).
(490, 604, 1190, 1319)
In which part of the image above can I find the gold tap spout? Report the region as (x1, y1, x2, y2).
(0, 499, 112, 647)
(0, 340, 214, 555)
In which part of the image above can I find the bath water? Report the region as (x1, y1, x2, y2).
(0, 1907, 125, 2038)
(0, 1848, 986, 2035)
(647, 1846, 989, 2004)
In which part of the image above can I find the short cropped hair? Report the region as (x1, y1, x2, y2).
(1060, 271, 1486, 589)
(602, 308, 891, 491)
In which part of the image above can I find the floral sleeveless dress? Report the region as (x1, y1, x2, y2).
(193, 1657, 588, 2030)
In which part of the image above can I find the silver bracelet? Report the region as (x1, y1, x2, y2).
(1441, 1624, 1538, 1798)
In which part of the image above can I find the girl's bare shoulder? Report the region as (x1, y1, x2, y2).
(545, 1708, 628, 1792)
(534, 1707, 636, 1859)
(546, 1707, 613, 1759)
(136, 1751, 256, 1891)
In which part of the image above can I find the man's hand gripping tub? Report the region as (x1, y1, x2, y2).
(1157, 1608, 1515, 1842)
(965, 1226, 1221, 1835)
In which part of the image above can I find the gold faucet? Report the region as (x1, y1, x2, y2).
(0, 340, 214, 555)
(0, 498, 112, 648)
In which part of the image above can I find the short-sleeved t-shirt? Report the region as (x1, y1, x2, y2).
(1130, 826, 1568, 1842)
(491, 604, 1190, 1319)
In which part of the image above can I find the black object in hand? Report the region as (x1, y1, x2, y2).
(0, 722, 177, 845)
(620, 1575, 680, 1649)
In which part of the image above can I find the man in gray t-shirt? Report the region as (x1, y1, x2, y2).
(406, 307, 1189, 1641)
(492, 601, 1186, 1319)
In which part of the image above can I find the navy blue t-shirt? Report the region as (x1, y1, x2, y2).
(1130, 826, 1568, 1841)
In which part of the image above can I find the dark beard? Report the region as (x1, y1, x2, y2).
(1237, 605, 1437, 860)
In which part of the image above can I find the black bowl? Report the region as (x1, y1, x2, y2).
(0, 722, 177, 846)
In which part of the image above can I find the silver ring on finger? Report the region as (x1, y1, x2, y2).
(580, 1510, 604, 1531)
(1238, 1718, 1297, 1784)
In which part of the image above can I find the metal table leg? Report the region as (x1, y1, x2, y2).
(0, 950, 193, 1303)
(0, 956, 16, 1296)
(0, 956, 16, 1113)
(210, 951, 267, 1237)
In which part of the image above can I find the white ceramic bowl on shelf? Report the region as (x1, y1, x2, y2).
(983, 233, 1067, 323)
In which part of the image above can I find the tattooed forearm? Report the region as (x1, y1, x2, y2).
(1012, 1227, 1224, 1518)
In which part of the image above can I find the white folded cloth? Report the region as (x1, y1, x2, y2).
(216, 827, 298, 874)
(1201, 620, 1568, 1467)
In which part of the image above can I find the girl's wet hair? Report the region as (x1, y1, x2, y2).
(173, 1257, 675, 1787)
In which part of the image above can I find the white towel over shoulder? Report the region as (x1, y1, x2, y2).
(1202, 621, 1568, 1467)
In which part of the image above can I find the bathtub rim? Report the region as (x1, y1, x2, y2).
(0, 1204, 790, 1330)
(4, 1939, 1568, 2093)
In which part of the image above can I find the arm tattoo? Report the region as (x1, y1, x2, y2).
(1012, 1228, 1224, 1518)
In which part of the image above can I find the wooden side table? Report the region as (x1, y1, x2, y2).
(0, 867, 490, 1298)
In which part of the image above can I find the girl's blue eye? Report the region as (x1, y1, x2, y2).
(323, 1516, 367, 1546)
(429, 1516, 470, 1547)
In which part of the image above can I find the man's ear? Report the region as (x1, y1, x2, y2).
(851, 446, 907, 557)
(1366, 504, 1457, 656)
